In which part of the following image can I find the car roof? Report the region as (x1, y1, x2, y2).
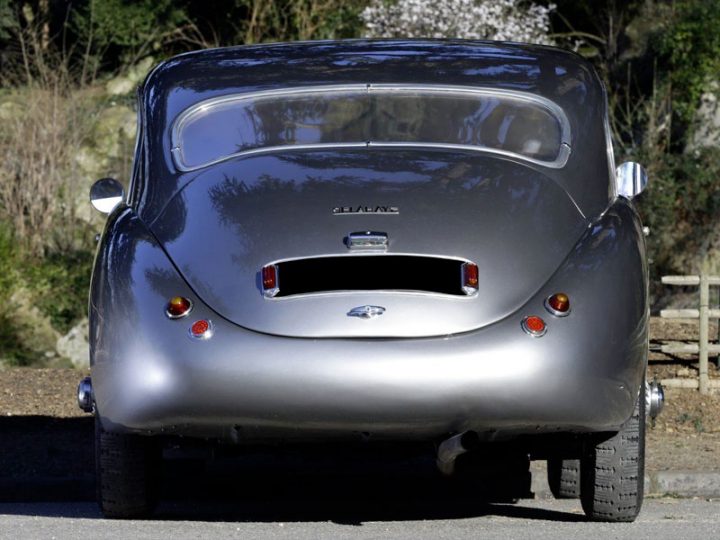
(136, 40, 612, 220)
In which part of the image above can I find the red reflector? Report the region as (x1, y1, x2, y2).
(189, 319, 213, 340)
(262, 264, 279, 297)
(165, 296, 192, 319)
(461, 262, 479, 295)
(545, 292, 571, 316)
(522, 315, 547, 337)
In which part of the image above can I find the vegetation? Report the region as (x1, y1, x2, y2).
(0, 0, 718, 365)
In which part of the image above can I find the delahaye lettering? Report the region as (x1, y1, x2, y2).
(333, 206, 399, 215)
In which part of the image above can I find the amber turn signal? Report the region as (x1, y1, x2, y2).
(545, 293, 570, 316)
(521, 315, 547, 337)
(166, 296, 192, 319)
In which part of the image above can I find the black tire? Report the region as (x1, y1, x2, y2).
(547, 458, 581, 499)
(580, 383, 645, 522)
(95, 416, 161, 519)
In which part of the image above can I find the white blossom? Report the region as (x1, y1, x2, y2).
(361, 0, 555, 45)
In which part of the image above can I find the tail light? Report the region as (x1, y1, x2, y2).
(189, 319, 213, 340)
(262, 264, 279, 297)
(521, 315, 547, 337)
(461, 262, 479, 295)
(165, 296, 192, 319)
(545, 293, 570, 316)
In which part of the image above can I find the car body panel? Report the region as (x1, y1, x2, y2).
(91, 199, 647, 440)
(152, 149, 587, 337)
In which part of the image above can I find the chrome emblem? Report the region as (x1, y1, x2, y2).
(333, 206, 399, 215)
(347, 305, 386, 319)
(345, 231, 388, 251)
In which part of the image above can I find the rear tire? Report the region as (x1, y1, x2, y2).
(580, 383, 645, 522)
(547, 458, 580, 499)
(95, 416, 161, 519)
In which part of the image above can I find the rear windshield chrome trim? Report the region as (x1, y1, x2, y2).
(171, 84, 572, 172)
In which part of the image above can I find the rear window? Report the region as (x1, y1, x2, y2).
(171, 84, 571, 171)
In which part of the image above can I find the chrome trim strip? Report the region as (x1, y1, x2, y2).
(171, 83, 572, 172)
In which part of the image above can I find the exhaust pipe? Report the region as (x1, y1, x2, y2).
(436, 431, 480, 475)
(77, 377, 94, 413)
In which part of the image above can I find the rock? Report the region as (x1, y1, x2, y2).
(687, 81, 720, 152)
(105, 57, 155, 96)
(56, 318, 90, 370)
(8, 287, 60, 359)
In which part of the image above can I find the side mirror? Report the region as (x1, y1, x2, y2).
(616, 162, 648, 199)
(90, 178, 125, 214)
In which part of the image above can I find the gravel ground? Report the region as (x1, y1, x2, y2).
(0, 316, 718, 476)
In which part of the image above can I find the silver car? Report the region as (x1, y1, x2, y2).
(80, 39, 663, 521)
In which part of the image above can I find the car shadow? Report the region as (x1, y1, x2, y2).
(0, 418, 586, 523)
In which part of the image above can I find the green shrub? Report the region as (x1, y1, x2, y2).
(24, 249, 94, 334)
(0, 220, 93, 366)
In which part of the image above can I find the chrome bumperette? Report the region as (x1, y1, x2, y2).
(646, 380, 665, 419)
(77, 377, 94, 413)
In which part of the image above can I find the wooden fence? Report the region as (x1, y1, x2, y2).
(659, 275, 720, 394)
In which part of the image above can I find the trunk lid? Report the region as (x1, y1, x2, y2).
(151, 149, 587, 338)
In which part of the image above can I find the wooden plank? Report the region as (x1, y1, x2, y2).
(700, 274, 710, 394)
(661, 343, 699, 354)
(659, 343, 720, 354)
(662, 275, 700, 285)
(660, 378, 720, 389)
(660, 309, 699, 319)
(661, 275, 720, 285)
(659, 309, 720, 319)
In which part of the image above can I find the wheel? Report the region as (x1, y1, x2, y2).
(95, 415, 161, 519)
(547, 458, 580, 499)
(580, 383, 645, 522)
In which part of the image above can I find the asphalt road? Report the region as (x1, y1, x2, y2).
(0, 498, 718, 540)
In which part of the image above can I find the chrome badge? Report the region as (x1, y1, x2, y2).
(347, 305, 386, 319)
(333, 206, 399, 215)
